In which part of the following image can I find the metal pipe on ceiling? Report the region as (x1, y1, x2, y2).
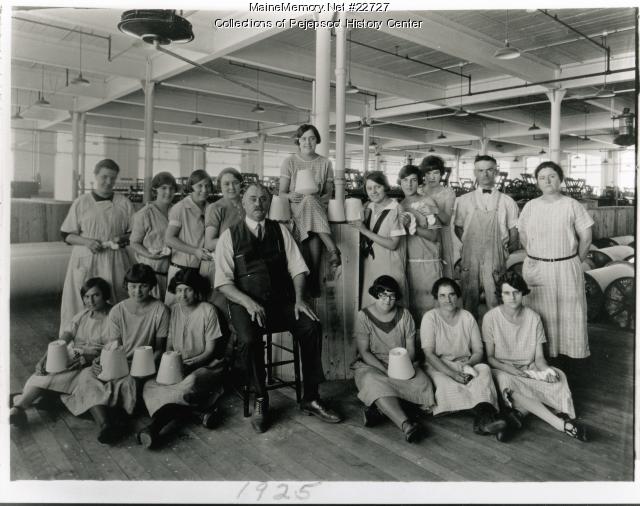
(345, 36, 472, 82)
(153, 42, 307, 113)
(374, 66, 635, 111)
(12, 16, 113, 61)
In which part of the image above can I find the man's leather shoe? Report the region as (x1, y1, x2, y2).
(251, 396, 269, 433)
(300, 399, 342, 423)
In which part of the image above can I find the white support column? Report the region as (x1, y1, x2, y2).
(334, 12, 347, 203)
(194, 146, 206, 171)
(546, 88, 566, 164)
(79, 112, 87, 194)
(314, 12, 333, 158)
(71, 110, 80, 200)
(257, 133, 266, 178)
(143, 58, 155, 203)
(362, 126, 370, 173)
(479, 137, 489, 155)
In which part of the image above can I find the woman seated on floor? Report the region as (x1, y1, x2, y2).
(60, 263, 170, 444)
(352, 275, 435, 443)
(138, 269, 226, 448)
(482, 271, 587, 441)
(420, 277, 507, 440)
(9, 278, 113, 427)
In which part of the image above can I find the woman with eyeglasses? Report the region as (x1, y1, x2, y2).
(352, 275, 434, 443)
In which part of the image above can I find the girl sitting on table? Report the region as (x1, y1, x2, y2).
(138, 269, 226, 448)
(9, 278, 112, 428)
(352, 275, 435, 443)
(482, 271, 587, 441)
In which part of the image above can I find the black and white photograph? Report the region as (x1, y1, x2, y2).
(2, 1, 638, 502)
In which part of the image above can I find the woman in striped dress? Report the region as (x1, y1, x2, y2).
(399, 164, 442, 323)
(9, 278, 112, 427)
(421, 278, 506, 438)
(279, 124, 341, 297)
(518, 161, 594, 359)
(130, 172, 177, 301)
(482, 271, 587, 441)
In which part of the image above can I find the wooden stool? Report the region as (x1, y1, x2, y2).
(243, 331, 302, 417)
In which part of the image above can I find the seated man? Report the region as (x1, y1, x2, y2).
(214, 183, 342, 433)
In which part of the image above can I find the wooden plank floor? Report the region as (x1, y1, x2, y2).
(9, 295, 634, 481)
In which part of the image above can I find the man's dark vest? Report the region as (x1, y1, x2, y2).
(230, 219, 295, 305)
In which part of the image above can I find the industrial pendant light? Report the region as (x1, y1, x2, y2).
(191, 92, 202, 125)
(437, 121, 447, 139)
(453, 66, 469, 116)
(594, 35, 615, 98)
(35, 66, 51, 106)
(12, 107, 24, 120)
(494, 10, 521, 60)
(252, 69, 265, 114)
(528, 111, 540, 131)
(345, 33, 360, 94)
(538, 148, 546, 155)
(71, 34, 90, 86)
(12, 89, 24, 119)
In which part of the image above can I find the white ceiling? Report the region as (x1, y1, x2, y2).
(10, 7, 638, 160)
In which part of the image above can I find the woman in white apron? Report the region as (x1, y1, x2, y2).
(59, 159, 134, 333)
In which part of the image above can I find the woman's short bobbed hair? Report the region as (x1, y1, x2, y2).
(495, 271, 531, 301)
(123, 263, 157, 289)
(168, 269, 210, 300)
(419, 155, 446, 176)
(368, 275, 402, 301)
(186, 169, 211, 193)
(94, 158, 120, 175)
(80, 277, 112, 301)
(294, 124, 321, 145)
(217, 167, 243, 186)
(431, 277, 462, 299)
(365, 171, 391, 192)
(151, 171, 178, 191)
(534, 161, 564, 182)
(398, 164, 423, 185)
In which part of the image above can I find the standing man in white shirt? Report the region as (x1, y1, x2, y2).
(454, 155, 519, 318)
(214, 183, 342, 433)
